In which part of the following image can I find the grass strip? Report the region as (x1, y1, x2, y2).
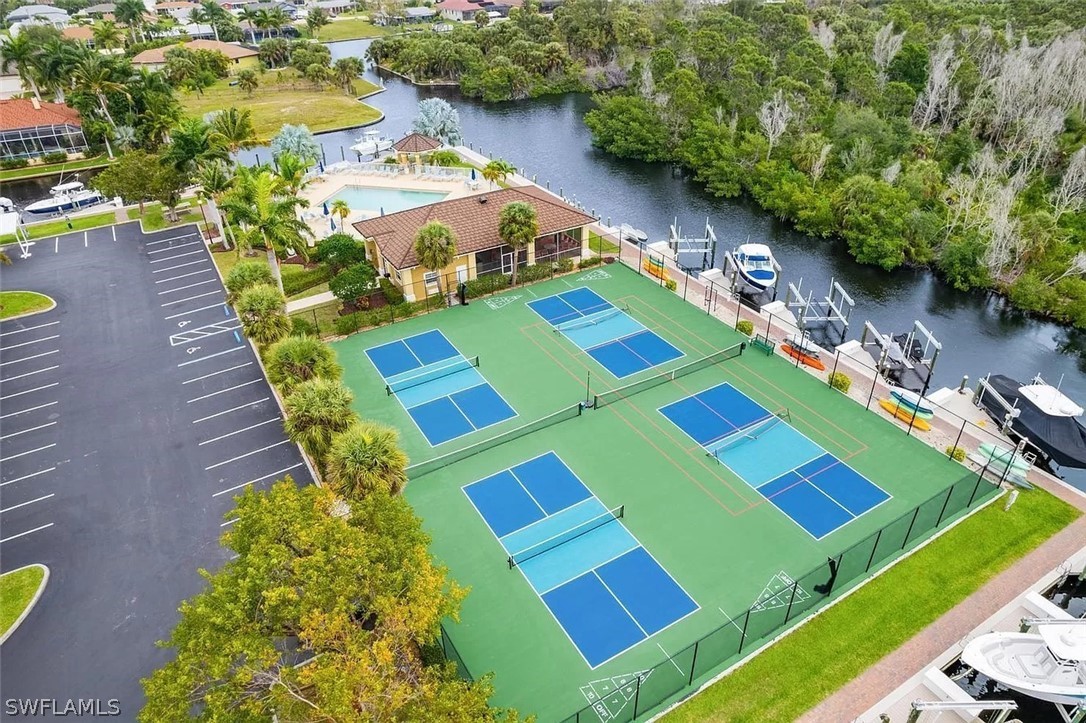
(0, 566, 46, 635)
(128, 203, 203, 232)
(589, 231, 620, 254)
(0, 211, 116, 244)
(0, 155, 111, 182)
(0, 291, 54, 319)
(304, 17, 395, 42)
(661, 487, 1081, 723)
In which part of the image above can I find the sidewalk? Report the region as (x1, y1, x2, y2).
(286, 291, 335, 313)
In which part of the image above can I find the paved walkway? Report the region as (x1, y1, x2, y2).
(799, 477, 1086, 723)
(286, 290, 335, 313)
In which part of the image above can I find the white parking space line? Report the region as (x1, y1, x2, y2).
(147, 241, 201, 254)
(0, 321, 59, 337)
(220, 518, 238, 527)
(183, 362, 252, 384)
(161, 290, 221, 307)
(83, 232, 88, 247)
(155, 269, 211, 284)
(0, 401, 58, 420)
(0, 382, 59, 401)
(54, 237, 58, 253)
(111, 225, 117, 242)
(157, 279, 218, 296)
(0, 334, 60, 351)
(0, 365, 60, 384)
(153, 260, 208, 274)
(0, 422, 58, 441)
(177, 346, 245, 367)
(192, 398, 269, 424)
(199, 418, 280, 445)
(0, 349, 59, 367)
(165, 302, 230, 320)
(150, 250, 203, 264)
(186, 379, 262, 403)
(0, 493, 55, 514)
(206, 440, 290, 470)
(144, 233, 199, 246)
(1, 522, 54, 544)
(0, 444, 57, 463)
(213, 463, 303, 497)
(0, 467, 55, 487)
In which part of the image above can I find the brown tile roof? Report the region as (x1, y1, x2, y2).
(131, 39, 258, 64)
(353, 185, 595, 270)
(0, 99, 81, 131)
(61, 25, 94, 41)
(393, 132, 441, 154)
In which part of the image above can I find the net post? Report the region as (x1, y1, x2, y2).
(936, 485, 955, 527)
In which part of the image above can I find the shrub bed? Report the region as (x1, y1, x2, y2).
(282, 265, 334, 297)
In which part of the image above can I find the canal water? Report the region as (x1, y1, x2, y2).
(7, 37, 1085, 489)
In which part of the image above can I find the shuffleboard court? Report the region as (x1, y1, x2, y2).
(463, 452, 698, 667)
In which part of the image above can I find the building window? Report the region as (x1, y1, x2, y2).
(423, 271, 439, 293)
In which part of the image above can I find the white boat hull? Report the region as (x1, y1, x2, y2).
(350, 139, 395, 157)
(725, 243, 778, 294)
(961, 632, 1086, 706)
(24, 191, 104, 216)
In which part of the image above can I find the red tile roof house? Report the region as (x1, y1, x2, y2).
(352, 186, 595, 302)
(130, 39, 260, 72)
(0, 98, 88, 161)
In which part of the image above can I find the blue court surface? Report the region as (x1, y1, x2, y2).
(660, 383, 891, 539)
(365, 330, 516, 446)
(527, 287, 684, 378)
(463, 452, 698, 668)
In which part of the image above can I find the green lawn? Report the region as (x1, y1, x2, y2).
(589, 230, 620, 254)
(304, 17, 394, 41)
(289, 297, 341, 331)
(0, 155, 112, 182)
(662, 488, 1080, 722)
(0, 291, 54, 319)
(180, 70, 383, 140)
(128, 202, 203, 232)
(210, 248, 268, 279)
(0, 566, 46, 636)
(0, 211, 116, 244)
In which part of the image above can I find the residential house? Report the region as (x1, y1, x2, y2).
(404, 6, 435, 22)
(130, 39, 260, 72)
(0, 98, 88, 161)
(433, 0, 477, 22)
(308, 0, 353, 17)
(61, 24, 96, 46)
(5, 4, 69, 28)
(154, 0, 199, 20)
(74, 3, 117, 18)
(352, 186, 594, 302)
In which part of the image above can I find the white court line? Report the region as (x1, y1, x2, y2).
(177, 346, 244, 367)
(1, 493, 55, 514)
(0, 401, 57, 420)
(192, 398, 269, 424)
(1, 335, 59, 351)
(144, 232, 198, 246)
(157, 279, 218, 295)
(155, 269, 211, 284)
(150, 250, 203, 264)
(153, 259, 208, 274)
(187, 379, 262, 403)
(508, 468, 547, 515)
(1, 467, 55, 487)
(0, 349, 59, 367)
(1, 522, 54, 544)
(657, 643, 685, 675)
(0, 321, 59, 336)
(213, 463, 303, 497)
(1, 444, 56, 463)
(0, 382, 59, 401)
(220, 517, 238, 527)
(161, 290, 221, 307)
(183, 362, 252, 384)
(199, 418, 280, 445)
(0, 366, 59, 384)
(205, 440, 290, 470)
(147, 241, 200, 254)
(0, 422, 57, 441)
(592, 570, 650, 637)
(165, 301, 228, 320)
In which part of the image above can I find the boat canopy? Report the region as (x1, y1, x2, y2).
(1021, 383, 1084, 417)
(49, 181, 84, 194)
(980, 375, 1086, 468)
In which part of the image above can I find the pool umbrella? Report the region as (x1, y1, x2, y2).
(318, 160, 325, 174)
(380, 206, 385, 216)
(330, 216, 337, 231)
(322, 201, 329, 216)
(470, 167, 476, 181)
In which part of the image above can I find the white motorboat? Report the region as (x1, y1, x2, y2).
(725, 243, 778, 294)
(961, 626, 1086, 708)
(350, 129, 395, 158)
(24, 181, 104, 216)
(0, 197, 13, 213)
(618, 223, 648, 244)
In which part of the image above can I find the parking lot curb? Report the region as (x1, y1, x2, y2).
(0, 564, 50, 646)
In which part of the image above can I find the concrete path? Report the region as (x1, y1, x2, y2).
(286, 290, 335, 313)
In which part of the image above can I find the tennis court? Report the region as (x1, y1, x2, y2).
(365, 329, 516, 445)
(463, 452, 699, 668)
(660, 382, 891, 539)
(527, 287, 684, 378)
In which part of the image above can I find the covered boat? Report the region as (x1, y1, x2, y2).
(975, 375, 1086, 469)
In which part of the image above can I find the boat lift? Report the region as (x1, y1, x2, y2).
(973, 373, 1023, 434)
(903, 700, 1018, 723)
(860, 320, 942, 394)
(783, 277, 854, 343)
(667, 217, 717, 273)
(1, 211, 31, 258)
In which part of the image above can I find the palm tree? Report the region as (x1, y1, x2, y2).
(266, 336, 342, 392)
(209, 107, 257, 154)
(114, 0, 147, 44)
(284, 379, 357, 464)
(71, 54, 129, 158)
(273, 151, 312, 196)
(332, 57, 362, 95)
(194, 160, 236, 249)
(237, 7, 260, 42)
(237, 68, 258, 96)
(482, 158, 516, 188)
(325, 421, 409, 499)
(234, 283, 292, 346)
(330, 199, 350, 228)
(1, 34, 43, 101)
(36, 39, 81, 103)
(306, 7, 330, 38)
(92, 20, 125, 51)
(413, 221, 457, 297)
(221, 167, 312, 275)
(188, 5, 218, 41)
(163, 117, 227, 174)
(266, 7, 290, 38)
(497, 201, 538, 286)
(251, 8, 273, 39)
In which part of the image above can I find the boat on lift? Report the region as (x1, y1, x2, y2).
(961, 624, 1086, 710)
(24, 181, 104, 216)
(975, 374, 1086, 471)
(350, 129, 395, 158)
(725, 243, 778, 294)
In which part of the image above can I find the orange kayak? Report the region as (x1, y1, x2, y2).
(879, 398, 932, 431)
(781, 343, 826, 371)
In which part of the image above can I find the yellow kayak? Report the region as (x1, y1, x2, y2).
(879, 398, 932, 431)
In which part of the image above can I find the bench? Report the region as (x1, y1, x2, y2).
(750, 335, 775, 355)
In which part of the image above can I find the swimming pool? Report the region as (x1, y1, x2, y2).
(323, 186, 448, 214)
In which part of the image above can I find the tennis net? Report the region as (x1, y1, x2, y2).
(385, 355, 480, 395)
(592, 342, 745, 408)
(508, 505, 624, 568)
(554, 305, 628, 333)
(707, 411, 786, 459)
(406, 403, 584, 479)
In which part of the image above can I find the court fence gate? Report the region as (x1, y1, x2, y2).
(437, 468, 1001, 722)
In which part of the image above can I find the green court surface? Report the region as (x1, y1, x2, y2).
(331, 264, 997, 721)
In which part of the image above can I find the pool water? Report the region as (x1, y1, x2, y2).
(323, 185, 448, 214)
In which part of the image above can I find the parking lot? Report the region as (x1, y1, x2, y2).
(0, 222, 312, 712)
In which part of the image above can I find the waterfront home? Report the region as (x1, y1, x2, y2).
(130, 39, 260, 72)
(352, 186, 594, 302)
(0, 98, 87, 162)
(4, 4, 69, 29)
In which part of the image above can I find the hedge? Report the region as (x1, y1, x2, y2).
(282, 265, 334, 297)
